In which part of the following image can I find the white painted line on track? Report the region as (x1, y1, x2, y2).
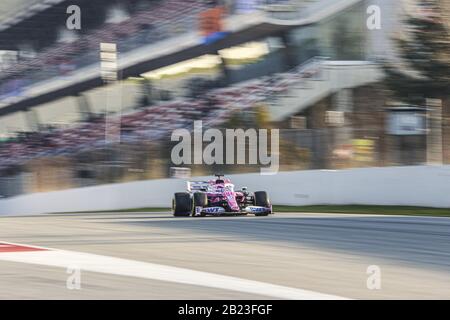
(0, 241, 348, 300)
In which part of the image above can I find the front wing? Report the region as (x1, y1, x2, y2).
(194, 205, 272, 216)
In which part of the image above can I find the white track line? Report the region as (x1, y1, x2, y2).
(0, 241, 347, 300)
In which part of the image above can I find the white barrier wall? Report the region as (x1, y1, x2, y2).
(1, 165, 450, 216)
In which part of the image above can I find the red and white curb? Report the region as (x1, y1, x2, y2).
(0, 243, 47, 253)
(0, 241, 347, 300)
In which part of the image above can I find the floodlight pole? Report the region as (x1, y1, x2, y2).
(100, 42, 121, 144)
(426, 98, 443, 165)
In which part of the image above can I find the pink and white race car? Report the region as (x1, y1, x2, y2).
(172, 174, 272, 217)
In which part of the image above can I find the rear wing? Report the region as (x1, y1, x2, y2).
(187, 181, 209, 192)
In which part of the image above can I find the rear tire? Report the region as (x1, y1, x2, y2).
(192, 192, 208, 216)
(173, 192, 192, 216)
(254, 191, 270, 216)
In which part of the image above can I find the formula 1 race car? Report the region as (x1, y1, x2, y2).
(172, 174, 273, 217)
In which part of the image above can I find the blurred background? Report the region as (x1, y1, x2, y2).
(0, 0, 449, 197)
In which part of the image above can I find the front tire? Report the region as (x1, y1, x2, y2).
(254, 191, 270, 216)
(173, 192, 192, 216)
(192, 192, 208, 216)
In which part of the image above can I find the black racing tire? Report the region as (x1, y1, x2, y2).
(254, 191, 270, 216)
(192, 192, 208, 216)
(173, 192, 192, 216)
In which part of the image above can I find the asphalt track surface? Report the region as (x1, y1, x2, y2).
(0, 211, 449, 299)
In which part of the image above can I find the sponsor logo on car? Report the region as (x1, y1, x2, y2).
(202, 207, 225, 214)
(245, 206, 269, 213)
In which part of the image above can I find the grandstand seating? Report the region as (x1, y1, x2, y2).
(0, 0, 209, 97)
(0, 59, 322, 171)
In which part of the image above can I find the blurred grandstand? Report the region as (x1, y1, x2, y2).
(0, 0, 448, 197)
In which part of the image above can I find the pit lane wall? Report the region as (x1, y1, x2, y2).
(1, 165, 450, 215)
